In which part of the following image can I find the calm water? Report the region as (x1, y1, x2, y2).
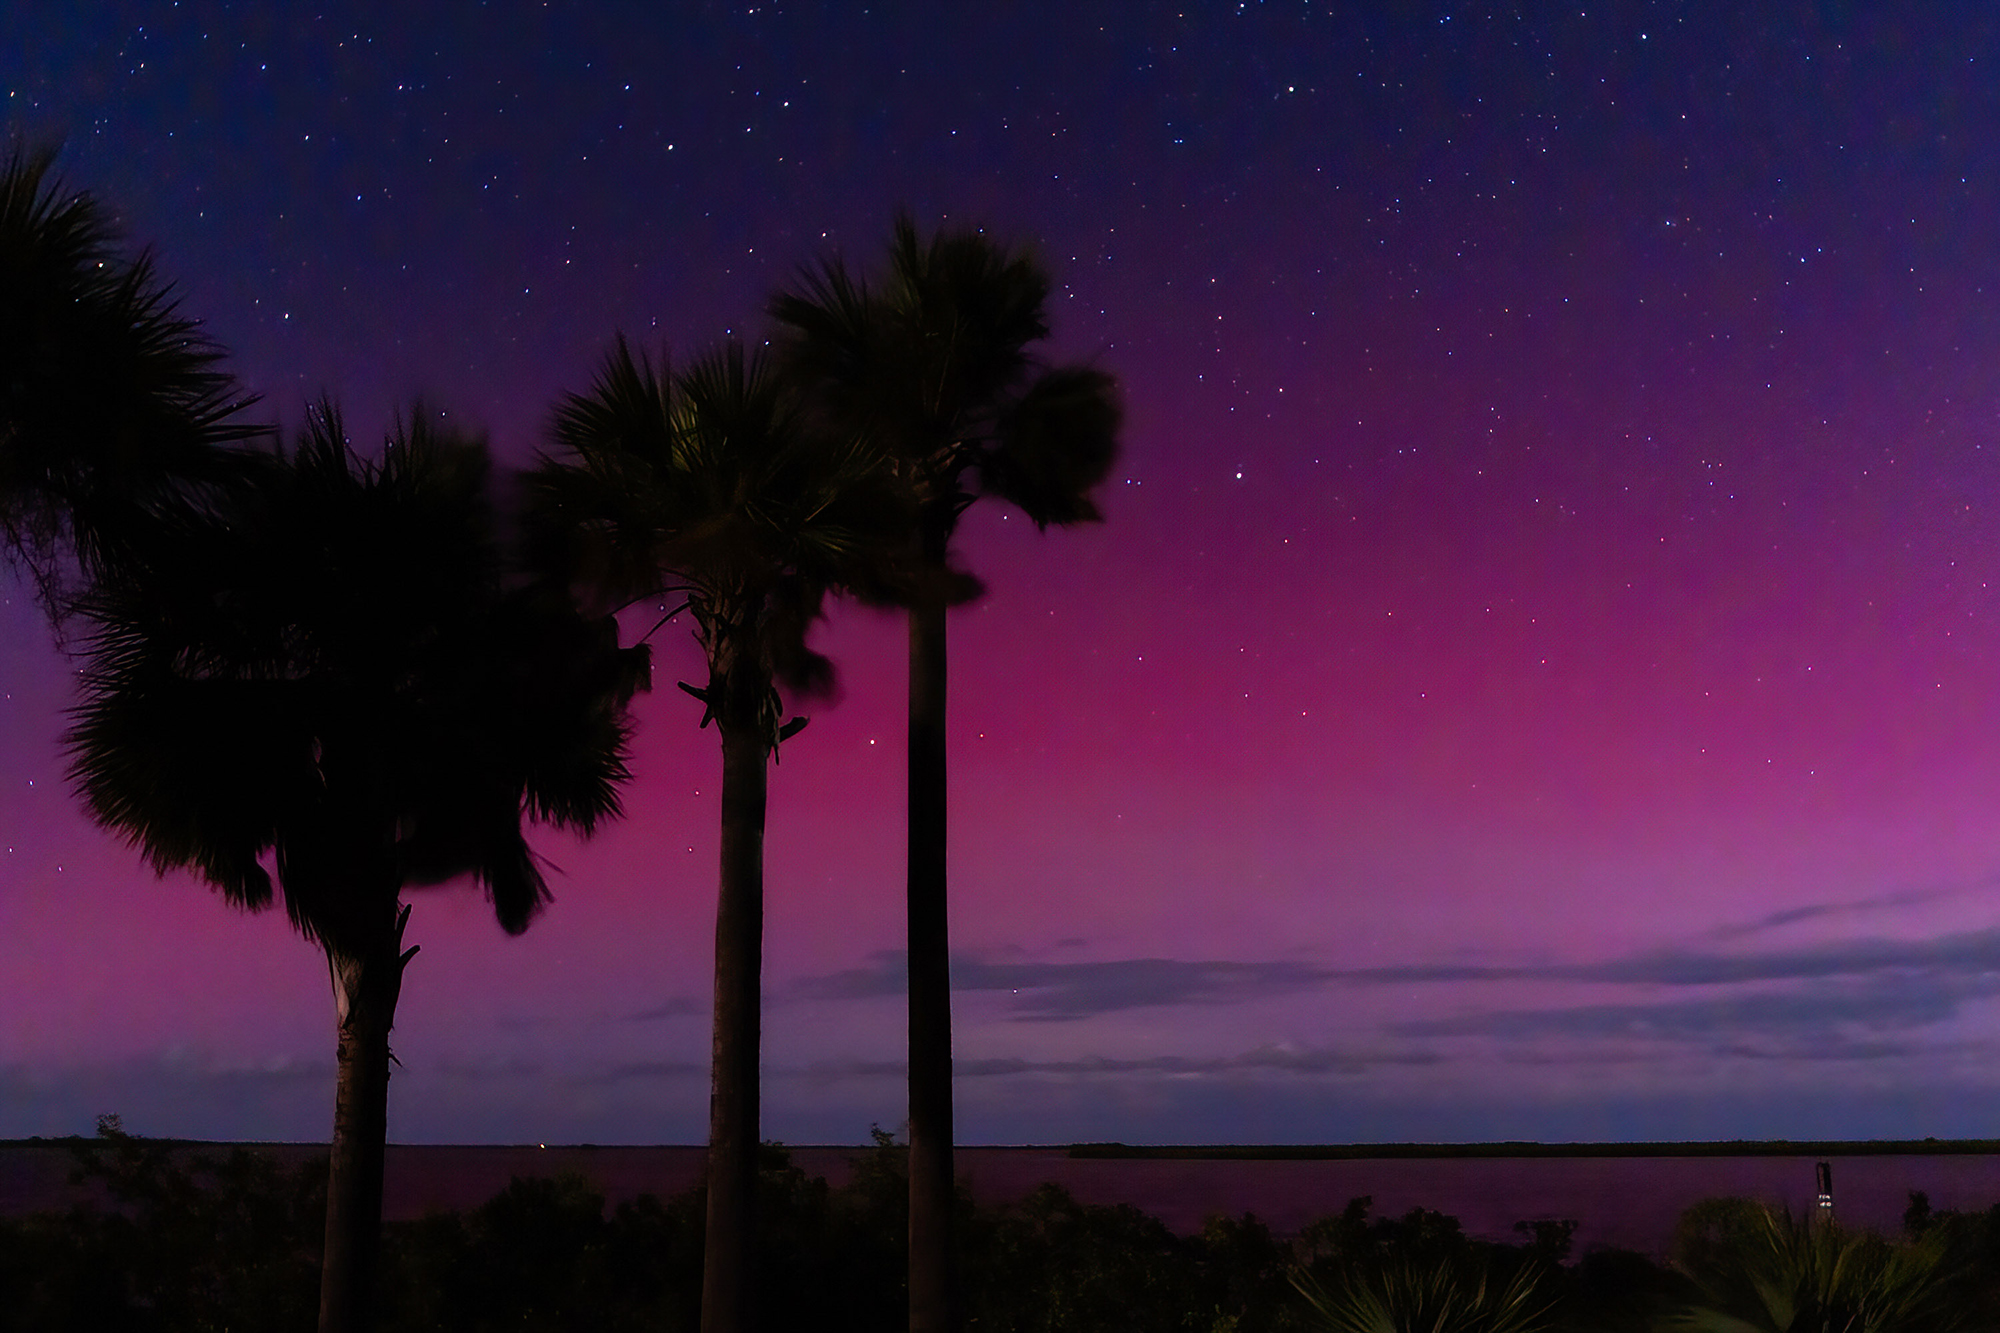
(945, 1152, 2000, 1255)
(6, 1143, 1996, 1256)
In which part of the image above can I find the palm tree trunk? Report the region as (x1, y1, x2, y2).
(907, 589, 957, 1333)
(319, 902, 415, 1333)
(703, 712, 767, 1333)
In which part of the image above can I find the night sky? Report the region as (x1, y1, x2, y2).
(6, 3, 2000, 1146)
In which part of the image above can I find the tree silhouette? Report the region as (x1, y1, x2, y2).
(64, 406, 642, 1333)
(771, 216, 1121, 1333)
(532, 339, 904, 1333)
(0, 146, 262, 620)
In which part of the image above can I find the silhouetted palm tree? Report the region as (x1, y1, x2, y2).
(0, 146, 262, 618)
(771, 216, 1121, 1333)
(533, 339, 903, 1333)
(65, 406, 642, 1333)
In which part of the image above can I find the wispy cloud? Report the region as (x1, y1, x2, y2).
(782, 1043, 1443, 1083)
(434, 1055, 546, 1081)
(0, 1055, 336, 1141)
(796, 951, 1331, 1019)
(1397, 969, 2000, 1058)
(569, 1060, 707, 1086)
(1698, 879, 1998, 943)
(1405, 982, 1949, 1041)
(791, 922, 2000, 1024)
(956, 1045, 1444, 1077)
(1318, 926, 2000, 991)
(623, 997, 706, 1022)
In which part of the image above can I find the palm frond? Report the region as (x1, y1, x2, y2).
(982, 365, 1122, 528)
(885, 211, 1050, 410)
(1291, 1257, 1559, 1333)
(768, 252, 879, 419)
(64, 668, 294, 911)
(0, 144, 266, 616)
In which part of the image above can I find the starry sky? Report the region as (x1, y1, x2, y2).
(5, 2, 2000, 1147)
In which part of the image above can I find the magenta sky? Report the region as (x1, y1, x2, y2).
(6, 4, 2000, 1145)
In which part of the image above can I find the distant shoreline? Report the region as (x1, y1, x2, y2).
(10, 1138, 2000, 1250)
(1063, 1139, 2000, 1159)
(7, 1137, 1996, 1158)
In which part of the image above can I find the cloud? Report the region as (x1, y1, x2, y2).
(433, 1055, 546, 1081)
(781, 903, 2000, 1084)
(1316, 926, 2000, 992)
(953, 1045, 1444, 1078)
(796, 951, 1334, 1019)
(1560, 928, 2000, 989)
(781, 1043, 1443, 1084)
(623, 997, 706, 1022)
(1699, 877, 2000, 942)
(1373, 924, 2000, 1064)
(794, 951, 905, 999)
(569, 1060, 707, 1086)
(149, 1047, 333, 1086)
(1397, 970, 2000, 1062)
(0, 1054, 336, 1141)
(793, 923, 2000, 1025)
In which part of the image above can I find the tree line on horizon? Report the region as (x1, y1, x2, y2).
(0, 143, 1119, 1333)
(8, 1118, 2000, 1332)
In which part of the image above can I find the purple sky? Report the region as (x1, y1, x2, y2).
(5, 3, 2000, 1145)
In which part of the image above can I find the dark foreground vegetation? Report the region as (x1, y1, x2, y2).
(5, 1124, 2000, 1332)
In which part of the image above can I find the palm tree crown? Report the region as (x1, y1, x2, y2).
(535, 337, 903, 724)
(65, 404, 637, 949)
(770, 214, 1120, 556)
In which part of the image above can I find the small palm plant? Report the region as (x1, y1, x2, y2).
(1668, 1199, 1970, 1333)
(1290, 1257, 1559, 1333)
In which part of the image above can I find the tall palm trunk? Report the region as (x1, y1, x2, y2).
(703, 692, 768, 1333)
(907, 579, 956, 1333)
(319, 902, 415, 1333)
